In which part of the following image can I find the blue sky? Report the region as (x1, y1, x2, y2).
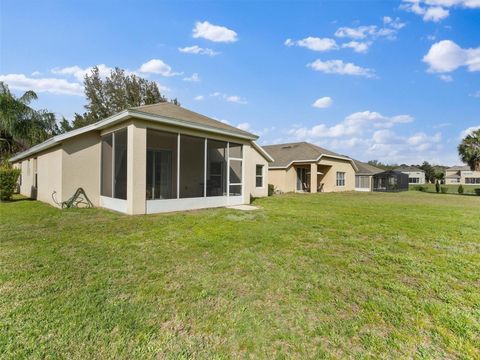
(1, 0, 479, 165)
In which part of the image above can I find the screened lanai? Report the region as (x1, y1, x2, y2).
(372, 170, 409, 192)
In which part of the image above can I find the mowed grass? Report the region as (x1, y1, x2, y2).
(1, 192, 479, 359)
(410, 183, 480, 195)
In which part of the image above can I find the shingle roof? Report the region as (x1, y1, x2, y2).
(394, 166, 424, 172)
(263, 142, 352, 168)
(446, 165, 470, 171)
(353, 160, 383, 175)
(130, 102, 256, 138)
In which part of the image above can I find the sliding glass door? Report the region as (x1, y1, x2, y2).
(101, 128, 127, 200)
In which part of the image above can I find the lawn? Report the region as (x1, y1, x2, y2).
(1, 192, 479, 359)
(409, 183, 480, 195)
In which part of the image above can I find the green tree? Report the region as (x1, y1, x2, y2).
(0, 82, 58, 159)
(419, 161, 436, 183)
(71, 67, 176, 129)
(458, 129, 480, 172)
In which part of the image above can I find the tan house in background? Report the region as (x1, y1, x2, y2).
(263, 142, 358, 193)
(445, 165, 480, 185)
(11, 103, 273, 214)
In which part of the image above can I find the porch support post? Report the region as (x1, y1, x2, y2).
(126, 122, 147, 215)
(310, 163, 317, 193)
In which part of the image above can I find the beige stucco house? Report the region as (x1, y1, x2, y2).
(11, 103, 273, 214)
(263, 142, 359, 193)
(445, 165, 480, 185)
(394, 166, 426, 184)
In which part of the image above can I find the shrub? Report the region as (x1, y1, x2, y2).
(413, 185, 427, 192)
(435, 181, 440, 193)
(0, 167, 21, 201)
(475, 189, 480, 196)
(458, 185, 464, 194)
(440, 186, 448, 194)
(268, 184, 275, 196)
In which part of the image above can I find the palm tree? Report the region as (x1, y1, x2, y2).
(0, 82, 58, 159)
(458, 129, 480, 171)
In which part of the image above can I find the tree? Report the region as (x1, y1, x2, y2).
(458, 129, 480, 171)
(71, 67, 176, 129)
(419, 161, 436, 183)
(0, 82, 59, 159)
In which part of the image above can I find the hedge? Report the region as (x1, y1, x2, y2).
(0, 168, 21, 201)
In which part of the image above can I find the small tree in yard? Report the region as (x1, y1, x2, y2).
(0, 165, 20, 201)
(458, 185, 464, 194)
(435, 180, 440, 193)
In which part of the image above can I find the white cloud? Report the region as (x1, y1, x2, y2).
(31, 71, 41, 76)
(312, 96, 333, 108)
(52, 64, 114, 82)
(0, 73, 83, 96)
(438, 74, 453, 81)
(183, 73, 200, 82)
(237, 122, 251, 131)
(178, 45, 220, 56)
(342, 41, 370, 53)
(308, 59, 376, 78)
(334, 18, 404, 41)
(460, 125, 480, 139)
(194, 95, 204, 101)
(400, 0, 479, 22)
(423, 40, 480, 73)
(192, 21, 238, 43)
(284, 37, 338, 52)
(210, 92, 247, 104)
(335, 25, 378, 39)
(139, 59, 180, 76)
(470, 90, 480, 97)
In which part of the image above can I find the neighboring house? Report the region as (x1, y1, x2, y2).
(10, 103, 273, 214)
(353, 160, 383, 192)
(445, 165, 480, 185)
(263, 142, 358, 193)
(394, 166, 426, 184)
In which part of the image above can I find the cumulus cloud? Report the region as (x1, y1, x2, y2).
(423, 40, 480, 73)
(194, 95, 204, 101)
(284, 37, 338, 52)
(0, 73, 83, 96)
(334, 17, 405, 41)
(460, 125, 480, 139)
(139, 59, 181, 76)
(183, 73, 200, 82)
(178, 45, 220, 56)
(308, 59, 376, 78)
(237, 122, 251, 131)
(342, 41, 371, 53)
(438, 74, 453, 82)
(210, 92, 247, 104)
(400, 0, 479, 22)
(470, 90, 480, 97)
(192, 21, 238, 43)
(312, 96, 333, 108)
(51, 64, 114, 81)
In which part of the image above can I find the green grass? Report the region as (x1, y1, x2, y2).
(1, 192, 479, 359)
(410, 183, 480, 195)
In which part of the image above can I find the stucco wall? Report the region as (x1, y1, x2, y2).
(318, 157, 356, 192)
(268, 166, 297, 193)
(62, 131, 101, 206)
(243, 144, 269, 199)
(401, 171, 426, 184)
(36, 148, 63, 206)
(19, 158, 35, 198)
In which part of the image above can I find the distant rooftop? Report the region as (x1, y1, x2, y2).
(446, 165, 471, 171)
(394, 166, 424, 172)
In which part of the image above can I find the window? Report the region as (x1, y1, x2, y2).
(336, 172, 345, 187)
(409, 177, 419, 184)
(465, 177, 480, 184)
(101, 129, 127, 200)
(256, 165, 264, 188)
(180, 135, 205, 198)
(355, 175, 369, 189)
(207, 140, 227, 196)
(146, 130, 178, 200)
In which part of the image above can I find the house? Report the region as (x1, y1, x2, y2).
(263, 142, 358, 193)
(372, 170, 409, 192)
(353, 160, 383, 192)
(445, 165, 480, 185)
(10, 103, 273, 214)
(394, 166, 426, 184)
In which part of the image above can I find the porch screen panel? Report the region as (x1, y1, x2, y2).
(146, 130, 178, 200)
(180, 135, 205, 198)
(101, 133, 113, 197)
(207, 140, 227, 196)
(114, 129, 128, 200)
(228, 143, 243, 196)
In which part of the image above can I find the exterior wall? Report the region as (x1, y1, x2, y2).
(268, 167, 297, 193)
(127, 123, 146, 215)
(19, 158, 35, 198)
(244, 144, 269, 199)
(460, 170, 480, 184)
(318, 157, 355, 192)
(62, 131, 101, 206)
(401, 171, 426, 184)
(445, 169, 480, 185)
(36, 148, 63, 206)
